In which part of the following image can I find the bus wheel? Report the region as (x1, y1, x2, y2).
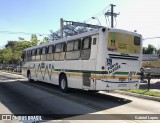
(59, 75, 68, 92)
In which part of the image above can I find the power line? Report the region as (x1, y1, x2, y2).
(143, 37, 160, 40)
(84, 5, 110, 23)
(0, 31, 49, 35)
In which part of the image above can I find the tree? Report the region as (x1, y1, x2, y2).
(143, 47, 147, 54)
(40, 37, 51, 44)
(157, 48, 160, 54)
(63, 25, 89, 37)
(49, 24, 95, 41)
(49, 30, 61, 41)
(5, 41, 18, 48)
(147, 44, 156, 54)
(30, 34, 39, 46)
(0, 34, 40, 64)
(143, 44, 156, 54)
(0, 48, 13, 64)
(18, 37, 25, 41)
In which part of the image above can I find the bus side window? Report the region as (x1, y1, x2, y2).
(74, 40, 81, 50)
(81, 37, 91, 60)
(93, 38, 97, 45)
(55, 44, 61, 52)
(31, 49, 36, 61)
(27, 51, 29, 61)
(52, 45, 55, 60)
(54, 44, 62, 61)
(73, 40, 81, 60)
(66, 41, 74, 60)
(36, 48, 41, 61)
(67, 41, 74, 51)
(41, 47, 47, 61)
(60, 43, 66, 60)
(66, 40, 81, 60)
(54, 43, 66, 61)
(21, 51, 25, 62)
(47, 45, 54, 61)
(27, 50, 31, 61)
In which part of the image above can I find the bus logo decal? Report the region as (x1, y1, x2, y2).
(107, 58, 112, 66)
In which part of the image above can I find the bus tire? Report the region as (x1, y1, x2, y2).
(88, 90, 99, 93)
(59, 75, 68, 92)
(27, 71, 34, 82)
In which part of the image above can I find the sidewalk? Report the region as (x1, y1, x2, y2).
(140, 79, 160, 92)
(115, 79, 160, 102)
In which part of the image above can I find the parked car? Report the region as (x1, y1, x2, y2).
(6, 65, 14, 71)
(14, 66, 22, 73)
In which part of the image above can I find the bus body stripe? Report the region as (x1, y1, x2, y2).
(30, 69, 140, 79)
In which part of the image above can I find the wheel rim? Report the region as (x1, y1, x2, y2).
(61, 79, 66, 89)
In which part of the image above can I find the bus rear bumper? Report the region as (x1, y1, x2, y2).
(95, 80, 140, 90)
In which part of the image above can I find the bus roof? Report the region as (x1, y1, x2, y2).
(24, 27, 141, 51)
(24, 28, 100, 51)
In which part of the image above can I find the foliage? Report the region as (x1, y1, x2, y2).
(30, 34, 39, 46)
(0, 34, 40, 64)
(126, 89, 160, 98)
(143, 44, 157, 54)
(49, 25, 94, 41)
(63, 25, 89, 37)
(0, 48, 13, 64)
(5, 41, 18, 48)
(157, 49, 160, 54)
(18, 37, 25, 41)
(49, 30, 61, 41)
(39, 37, 51, 44)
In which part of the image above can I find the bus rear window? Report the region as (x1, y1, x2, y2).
(134, 36, 140, 45)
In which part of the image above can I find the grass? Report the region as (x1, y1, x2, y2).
(125, 89, 160, 98)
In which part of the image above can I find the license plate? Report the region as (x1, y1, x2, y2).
(119, 78, 126, 81)
(118, 84, 127, 87)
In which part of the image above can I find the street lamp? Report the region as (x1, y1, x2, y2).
(92, 17, 101, 26)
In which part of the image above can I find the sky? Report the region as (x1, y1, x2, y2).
(0, 0, 160, 48)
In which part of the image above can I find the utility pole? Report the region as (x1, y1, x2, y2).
(60, 18, 63, 38)
(111, 4, 115, 28)
(105, 4, 119, 28)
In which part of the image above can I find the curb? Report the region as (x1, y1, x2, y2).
(114, 90, 160, 102)
(0, 70, 22, 75)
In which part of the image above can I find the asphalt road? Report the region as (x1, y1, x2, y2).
(0, 71, 160, 123)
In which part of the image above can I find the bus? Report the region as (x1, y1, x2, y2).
(22, 27, 142, 92)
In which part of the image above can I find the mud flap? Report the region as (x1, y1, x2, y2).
(83, 72, 91, 87)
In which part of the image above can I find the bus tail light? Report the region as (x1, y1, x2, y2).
(101, 66, 105, 70)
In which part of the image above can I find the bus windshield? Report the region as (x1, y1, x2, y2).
(107, 32, 141, 54)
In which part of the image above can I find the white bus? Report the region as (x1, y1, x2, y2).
(22, 27, 142, 92)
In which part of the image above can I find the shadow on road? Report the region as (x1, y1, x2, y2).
(0, 79, 132, 120)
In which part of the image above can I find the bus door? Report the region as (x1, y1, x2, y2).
(82, 35, 99, 90)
